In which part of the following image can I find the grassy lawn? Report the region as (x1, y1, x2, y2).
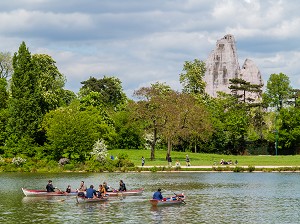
(108, 149, 300, 167)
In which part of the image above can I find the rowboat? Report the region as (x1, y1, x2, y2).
(105, 188, 144, 197)
(76, 196, 109, 204)
(150, 194, 185, 206)
(22, 188, 77, 197)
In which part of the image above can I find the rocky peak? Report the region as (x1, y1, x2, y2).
(204, 34, 263, 99)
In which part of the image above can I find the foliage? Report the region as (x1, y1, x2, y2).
(6, 42, 43, 152)
(0, 51, 13, 79)
(32, 54, 66, 113)
(179, 59, 206, 95)
(42, 101, 116, 161)
(90, 139, 108, 162)
(111, 105, 145, 149)
(263, 73, 292, 110)
(12, 157, 27, 166)
(80, 76, 127, 110)
(133, 82, 172, 160)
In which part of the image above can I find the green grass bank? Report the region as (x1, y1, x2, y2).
(110, 149, 300, 167)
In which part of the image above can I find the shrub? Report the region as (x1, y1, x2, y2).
(90, 139, 108, 162)
(247, 166, 255, 172)
(233, 166, 245, 172)
(12, 157, 26, 166)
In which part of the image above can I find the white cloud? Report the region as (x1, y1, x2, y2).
(1, 0, 300, 96)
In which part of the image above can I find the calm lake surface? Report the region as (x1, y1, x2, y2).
(0, 172, 300, 224)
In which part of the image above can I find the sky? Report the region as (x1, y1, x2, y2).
(1, 0, 300, 97)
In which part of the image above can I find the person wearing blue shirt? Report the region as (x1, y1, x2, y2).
(86, 185, 97, 198)
(153, 188, 163, 200)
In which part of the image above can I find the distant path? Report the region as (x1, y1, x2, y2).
(138, 165, 298, 169)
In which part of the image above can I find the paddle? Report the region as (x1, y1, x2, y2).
(173, 192, 186, 204)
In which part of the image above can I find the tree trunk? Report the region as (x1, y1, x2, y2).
(150, 127, 157, 161)
(167, 138, 172, 156)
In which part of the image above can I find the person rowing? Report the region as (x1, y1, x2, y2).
(118, 180, 126, 191)
(86, 185, 97, 199)
(46, 180, 55, 192)
(153, 188, 163, 200)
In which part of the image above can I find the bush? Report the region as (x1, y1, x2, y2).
(233, 166, 245, 172)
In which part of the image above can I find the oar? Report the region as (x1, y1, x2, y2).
(173, 192, 186, 204)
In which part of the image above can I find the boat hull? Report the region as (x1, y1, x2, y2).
(150, 194, 185, 206)
(106, 188, 144, 197)
(76, 196, 109, 204)
(22, 188, 77, 197)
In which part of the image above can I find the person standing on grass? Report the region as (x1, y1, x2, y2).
(141, 156, 145, 166)
(186, 155, 191, 166)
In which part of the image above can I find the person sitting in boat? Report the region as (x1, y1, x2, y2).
(97, 184, 106, 198)
(78, 181, 87, 192)
(118, 180, 127, 191)
(46, 180, 55, 192)
(103, 182, 113, 192)
(66, 185, 71, 193)
(86, 185, 97, 199)
(153, 188, 163, 200)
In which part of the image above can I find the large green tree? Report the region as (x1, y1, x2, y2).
(32, 54, 66, 113)
(6, 42, 42, 154)
(133, 82, 172, 160)
(42, 101, 116, 161)
(80, 76, 127, 110)
(263, 73, 292, 110)
(179, 59, 206, 95)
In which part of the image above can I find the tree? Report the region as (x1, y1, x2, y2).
(229, 77, 263, 105)
(263, 73, 292, 111)
(159, 91, 212, 155)
(80, 76, 127, 110)
(6, 42, 42, 154)
(133, 82, 172, 160)
(0, 52, 13, 79)
(179, 59, 206, 95)
(42, 101, 116, 161)
(32, 54, 66, 113)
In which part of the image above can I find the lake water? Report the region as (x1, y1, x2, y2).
(0, 172, 300, 224)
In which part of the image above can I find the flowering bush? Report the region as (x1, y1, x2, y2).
(90, 139, 108, 162)
(12, 157, 26, 166)
(58, 158, 70, 166)
(144, 133, 161, 150)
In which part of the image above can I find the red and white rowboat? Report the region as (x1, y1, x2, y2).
(105, 188, 144, 197)
(150, 194, 186, 206)
(22, 188, 77, 197)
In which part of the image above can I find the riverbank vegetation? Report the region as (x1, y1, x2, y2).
(1, 43, 300, 172)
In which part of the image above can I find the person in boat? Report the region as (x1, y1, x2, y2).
(97, 184, 106, 198)
(153, 188, 163, 200)
(103, 182, 113, 192)
(118, 180, 127, 191)
(86, 185, 97, 199)
(78, 181, 87, 192)
(66, 185, 71, 193)
(46, 180, 55, 192)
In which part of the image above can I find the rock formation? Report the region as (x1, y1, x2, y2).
(204, 34, 263, 99)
